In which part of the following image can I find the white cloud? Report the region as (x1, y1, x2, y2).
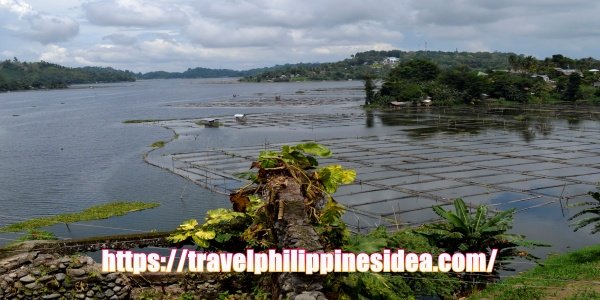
(0, 0, 33, 18)
(3, 0, 600, 71)
(0, 0, 78, 44)
(102, 33, 137, 45)
(83, 0, 188, 27)
(39, 44, 69, 62)
(185, 18, 292, 47)
(24, 13, 79, 44)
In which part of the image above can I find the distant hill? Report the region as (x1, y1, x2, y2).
(0, 59, 136, 91)
(240, 50, 519, 82)
(239, 50, 600, 82)
(139, 67, 255, 79)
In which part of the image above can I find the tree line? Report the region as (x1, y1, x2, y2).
(0, 58, 136, 92)
(366, 55, 600, 106)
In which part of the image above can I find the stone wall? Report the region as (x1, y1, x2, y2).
(0, 250, 246, 300)
(0, 251, 130, 299)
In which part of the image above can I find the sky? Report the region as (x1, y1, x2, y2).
(1, 0, 600, 73)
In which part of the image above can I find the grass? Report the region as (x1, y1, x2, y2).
(151, 140, 166, 148)
(0, 201, 160, 232)
(469, 243, 600, 300)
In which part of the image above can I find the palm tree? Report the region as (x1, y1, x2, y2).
(420, 198, 545, 272)
(569, 189, 600, 234)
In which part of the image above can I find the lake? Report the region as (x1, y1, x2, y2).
(1, 78, 600, 262)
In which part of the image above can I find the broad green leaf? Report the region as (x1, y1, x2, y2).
(167, 233, 189, 243)
(318, 165, 357, 194)
(195, 229, 216, 240)
(260, 158, 278, 169)
(215, 233, 233, 243)
(293, 142, 332, 157)
(192, 236, 210, 248)
(178, 219, 198, 231)
(235, 171, 258, 182)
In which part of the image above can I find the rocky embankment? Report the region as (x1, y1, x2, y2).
(0, 251, 129, 299)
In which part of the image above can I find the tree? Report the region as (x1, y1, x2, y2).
(440, 66, 489, 102)
(389, 59, 440, 82)
(508, 54, 519, 71)
(489, 73, 533, 103)
(419, 198, 547, 292)
(363, 75, 376, 105)
(523, 56, 538, 73)
(562, 73, 582, 101)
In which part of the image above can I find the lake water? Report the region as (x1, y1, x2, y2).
(0, 79, 364, 244)
(1, 78, 600, 263)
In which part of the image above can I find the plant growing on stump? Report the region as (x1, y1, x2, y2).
(169, 142, 356, 298)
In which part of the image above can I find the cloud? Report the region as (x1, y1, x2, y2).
(185, 18, 292, 47)
(102, 33, 137, 45)
(0, 0, 78, 44)
(192, 0, 409, 29)
(39, 44, 69, 63)
(0, 0, 33, 17)
(4, 0, 600, 71)
(83, 0, 188, 27)
(24, 13, 79, 44)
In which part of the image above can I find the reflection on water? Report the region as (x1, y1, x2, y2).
(371, 106, 600, 142)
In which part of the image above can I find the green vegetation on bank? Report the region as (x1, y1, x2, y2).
(0, 201, 159, 233)
(241, 51, 520, 82)
(242, 50, 600, 83)
(150, 140, 166, 148)
(0, 58, 136, 92)
(366, 54, 600, 107)
(468, 243, 600, 300)
(139, 66, 257, 79)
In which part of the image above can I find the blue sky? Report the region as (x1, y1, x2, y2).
(1, 0, 600, 72)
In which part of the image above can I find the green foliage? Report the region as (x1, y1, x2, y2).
(569, 188, 600, 234)
(243, 50, 525, 82)
(420, 199, 547, 276)
(0, 59, 135, 91)
(317, 165, 357, 194)
(256, 142, 332, 170)
(469, 243, 600, 300)
(440, 66, 489, 102)
(562, 73, 583, 101)
(317, 198, 350, 250)
(339, 272, 414, 300)
(168, 203, 260, 250)
(331, 226, 460, 300)
(389, 59, 440, 82)
(15, 229, 58, 242)
(364, 76, 376, 106)
(172, 142, 356, 251)
(0, 201, 159, 233)
(150, 140, 166, 148)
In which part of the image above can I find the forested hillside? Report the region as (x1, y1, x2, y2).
(0, 59, 136, 91)
(241, 50, 600, 82)
(139, 67, 255, 79)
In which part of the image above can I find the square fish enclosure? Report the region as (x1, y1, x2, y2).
(154, 108, 600, 233)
